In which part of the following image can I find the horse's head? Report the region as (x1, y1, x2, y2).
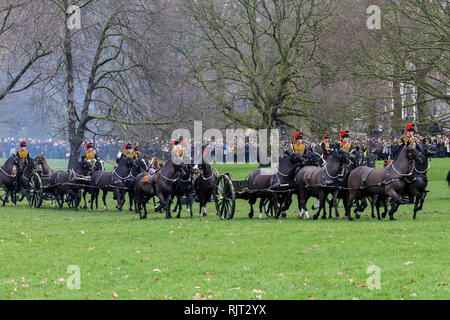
(336, 146, 354, 165)
(133, 156, 149, 173)
(306, 151, 325, 167)
(420, 144, 438, 158)
(353, 147, 365, 167)
(26, 158, 38, 173)
(283, 151, 305, 164)
(366, 153, 376, 168)
(406, 146, 425, 165)
(81, 159, 95, 175)
(94, 159, 105, 171)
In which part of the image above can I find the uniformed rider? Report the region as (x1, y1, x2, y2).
(339, 130, 351, 152)
(17, 141, 32, 164)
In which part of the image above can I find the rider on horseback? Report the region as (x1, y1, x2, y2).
(400, 123, 416, 147)
(291, 132, 306, 154)
(321, 134, 330, 160)
(339, 130, 351, 152)
(133, 145, 142, 159)
(16, 141, 31, 164)
(82, 142, 98, 167)
(117, 144, 134, 162)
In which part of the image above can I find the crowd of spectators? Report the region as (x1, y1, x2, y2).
(1, 134, 449, 161)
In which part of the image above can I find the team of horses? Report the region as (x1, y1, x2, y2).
(245, 143, 437, 221)
(0, 142, 440, 221)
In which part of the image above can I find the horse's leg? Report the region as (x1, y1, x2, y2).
(176, 196, 182, 218)
(173, 195, 179, 213)
(129, 190, 134, 212)
(82, 189, 88, 209)
(187, 192, 193, 219)
(248, 195, 255, 219)
(102, 190, 108, 211)
(332, 190, 340, 219)
(345, 190, 357, 221)
(386, 189, 402, 221)
(166, 194, 173, 219)
(316, 191, 327, 220)
(411, 187, 423, 219)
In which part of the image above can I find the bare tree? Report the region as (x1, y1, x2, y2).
(181, 0, 335, 132)
(0, 1, 52, 102)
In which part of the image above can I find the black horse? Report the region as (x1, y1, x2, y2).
(88, 156, 134, 212)
(16, 157, 38, 201)
(172, 164, 194, 218)
(193, 162, 217, 218)
(49, 159, 93, 210)
(405, 144, 437, 219)
(124, 155, 149, 212)
(246, 151, 305, 219)
(82, 159, 105, 211)
(346, 145, 423, 221)
(0, 155, 22, 206)
(296, 144, 354, 220)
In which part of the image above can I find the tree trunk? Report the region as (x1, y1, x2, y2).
(392, 68, 402, 135)
(64, 10, 81, 170)
(415, 71, 428, 133)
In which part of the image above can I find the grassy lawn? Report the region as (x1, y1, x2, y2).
(0, 158, 449, 300)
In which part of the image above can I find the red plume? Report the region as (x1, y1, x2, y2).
(323, 134, 327, 139)
(406, 123, 412, 131)
(294, 132, 300, 139)
(340, 130, 346, 137)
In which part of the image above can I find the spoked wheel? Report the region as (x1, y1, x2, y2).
(261, 197, 274, 218)
(26, 172, 43, 208)
(214, 174, 235, 220)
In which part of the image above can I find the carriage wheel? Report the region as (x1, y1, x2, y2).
(262, 197, 274, 218)
(26, 172, 43, 208)
(214, 174, 235, 220)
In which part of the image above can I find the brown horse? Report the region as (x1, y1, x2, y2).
(154, 159, 189, 219)
(35, 153, 55, 177)
(345, 145, 423, 221)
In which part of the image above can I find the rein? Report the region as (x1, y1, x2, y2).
(388, 162, 414, 177)
(0, 166, 16, 178)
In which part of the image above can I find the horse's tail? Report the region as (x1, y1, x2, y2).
(446, 170, 450, 187)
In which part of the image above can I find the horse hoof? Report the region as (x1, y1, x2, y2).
(248, 213, 254, 219)
(390, 217, 396, 221)
(355, 213, 361, 220)
(347, 217, 353, 221)
(321, 216, 326, 220)
(335, 216, 341, 220)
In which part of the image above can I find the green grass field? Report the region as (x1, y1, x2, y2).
(0, 158, 449, 300)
